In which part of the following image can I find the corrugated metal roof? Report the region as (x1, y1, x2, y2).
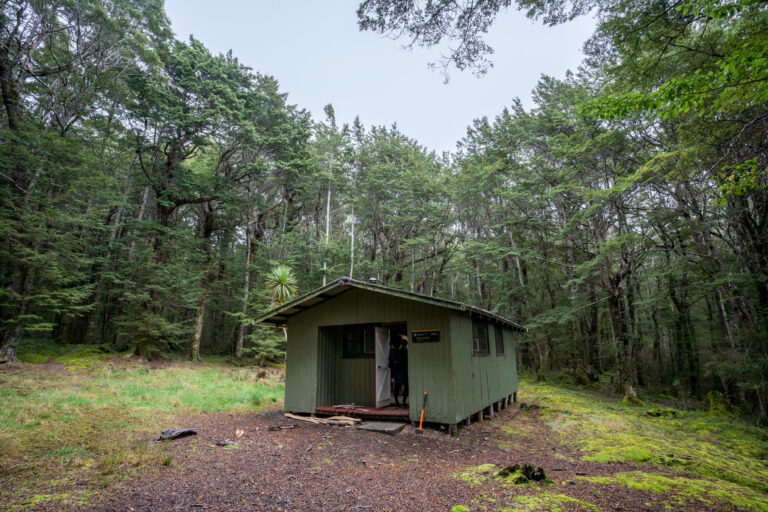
(253, 277, 526, 331)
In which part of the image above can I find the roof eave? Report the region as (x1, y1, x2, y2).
(252, 276, 526, 332)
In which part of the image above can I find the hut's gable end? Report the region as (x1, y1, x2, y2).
(284, 288, 458, 423)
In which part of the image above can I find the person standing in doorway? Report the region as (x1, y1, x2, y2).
(389, 333, 408, 407)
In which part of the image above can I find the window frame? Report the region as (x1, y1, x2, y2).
(472, 320, 490, 356)
(495, 324, 505, 356)
(342, 324, 375, 359)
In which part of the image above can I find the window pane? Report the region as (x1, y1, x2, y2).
(363, 327, 375, 354)
(472, 321, 489, 356)
(342, 325, 373, 358)
(495, 325, 504, 355)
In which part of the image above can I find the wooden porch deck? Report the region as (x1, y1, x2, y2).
(315, 405, 410, 419)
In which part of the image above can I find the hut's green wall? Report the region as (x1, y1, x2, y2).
(315, 326, 338, 408)
(314, 326, 376, 406)
(284, 287, 519, 426)
(284, 288, 457, 423)
(449, 315, 518, 423)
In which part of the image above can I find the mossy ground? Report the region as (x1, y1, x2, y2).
(523, 381, 768, 494)
(452, 491, 598, 512)
(500, 493, 598, 512)
(452, 379, 768, 511)
(0, 341, 284, 511)
(582, 471, 768, 511)
(455, 463, 502, 486)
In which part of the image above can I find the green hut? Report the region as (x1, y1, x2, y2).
(254, 277, 525, 430)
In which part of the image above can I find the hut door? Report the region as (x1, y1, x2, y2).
(374, 327, 391, 408)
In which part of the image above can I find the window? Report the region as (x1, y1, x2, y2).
(495, 324, 504, 356)
(343, 325, 374, 358)
(472, 321, 489, 356)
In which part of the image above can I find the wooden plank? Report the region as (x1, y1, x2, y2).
(285, 413, 321, 424)
(326, 416, 362, 423)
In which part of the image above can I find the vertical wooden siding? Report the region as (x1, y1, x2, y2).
(450, 315, 518, 422)
(284, 288, 456, 423)
(316, 325, 375, 405)
(333, 356, 375, 405)
(284, 312, 320, 413)
(405, 297, 456, 424)
(315, 326, 339, 407)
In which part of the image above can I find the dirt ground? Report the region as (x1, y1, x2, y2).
(73, 404, 733, 512)
(3, 355, 747, 512)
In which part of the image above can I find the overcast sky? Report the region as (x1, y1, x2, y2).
(163, 1, 595, 154)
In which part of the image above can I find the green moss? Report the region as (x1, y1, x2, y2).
(7, 490, 98, 511)
(498, 468, 531, 485)
(645, 408, 676, 418)
(582, 471, 768, 511)
(455, 463, 552, 488)
(451, 506, 470, 512)
(706, 391, 732, 417)
(517, 380, 768, 496)
(454, 463, 499, 486)
(502, 424, 535, 436)
(56, 345, 109, 367)
(16, 338, 69, 364)
(500, 492, 598, 512)
(496, 464, 551, 485)
(18, 352, 53, 364)
(470, 492, 496, 508)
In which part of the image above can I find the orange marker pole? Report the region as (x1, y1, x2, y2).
(415, 391, 427, 434)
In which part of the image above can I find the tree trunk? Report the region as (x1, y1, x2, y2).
(0, 54, 20, 131)
(190, 202, 215, 362)
(349, 201, 355, 278)
(190, 299, 205, 361)
(322, 182, 331, 286)
(236, 206, 260, 360)
(0, 268, 34, 363)
(669, 268, 699, 396)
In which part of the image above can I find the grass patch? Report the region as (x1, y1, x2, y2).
(582, 471, 768, 512)
(517, 380, 768, 507)
(0, 346, 285, 510)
